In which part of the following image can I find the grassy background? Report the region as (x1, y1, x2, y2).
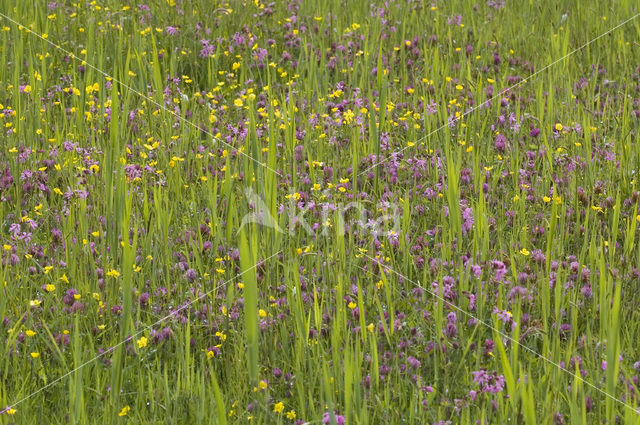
(0, 0, 639, 423)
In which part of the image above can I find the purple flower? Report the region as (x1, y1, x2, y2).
(494, 133, 507, 152)
(407, 356, 421, 369)
(493, 307, 514, 324)
(472, 370, 489, 386)
(471, 370, 506, 395)
(447, 14, 462, 26)
(487, 0, 505, 9)
(491, 260, 507, 282)
(322, 412, 346, 424)
(184, 268, 197, 283)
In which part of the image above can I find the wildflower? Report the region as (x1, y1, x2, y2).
(30, 352, 40, 358)
(234, 98, 243, 107)
(118, 405, 130, 416)
(45, 283, 56, 292)
(407, 356, 421, 369)
(520, 248, 530, 256)
(258, 380, 268, 390)
(137, 337, 148, 348)
(323, 412, 346, 424)
(471, 370, 506, 394)
(493, 307, 514, 324)
(554, 123, 563, 131)
(207, 350, 215, 359)
(286, 410, 296, 419)
(273, 402, 284, 414)
(258, 309, 267, 318)
(5, 407, 17, 415)
(106, 269, 120, 278)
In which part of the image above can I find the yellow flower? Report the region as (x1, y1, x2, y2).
(520, 248, 530, 256)
(273, 402, 284, 414)
(106, 269, 120, 278)
(45, 284, 56, 292)
(347, 302, 357, 309)
(286, 410, 296, 419)
(25, 330, 36, 337)
(542, 196, 551, 203)
(207, 350, 215, 359)
(6, 408, 16, 415)
(137, 337, 148, 348)
(234, 98, 243, 107)
(258, 309, 267, 318)
(258, 380, 268, 390)
(3, 244, 11, 251)
(118, 405, 130, 416)
(554, 123, 563, 131)
(30, 352, 40, 358)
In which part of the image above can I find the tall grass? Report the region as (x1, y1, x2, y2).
(0, 0, 638, 424)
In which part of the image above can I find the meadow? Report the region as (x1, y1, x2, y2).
(0, 0, 640, 423)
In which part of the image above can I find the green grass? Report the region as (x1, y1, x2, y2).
(0, 0, 639, 423)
